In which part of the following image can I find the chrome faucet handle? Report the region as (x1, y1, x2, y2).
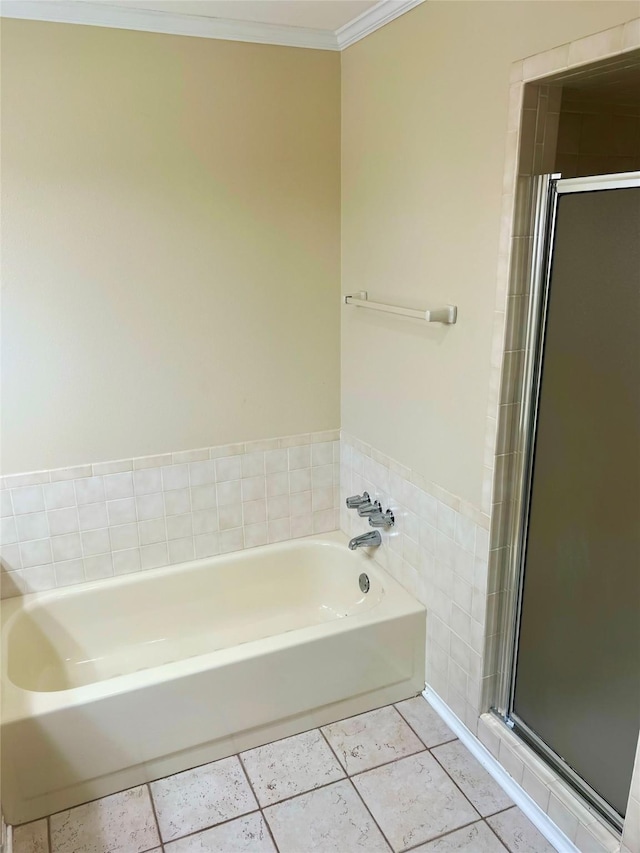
(346, 491, 370, 509)
(357, 500, 381, 517)
(368, 509, 395, 528)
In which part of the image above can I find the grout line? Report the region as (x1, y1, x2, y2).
(46, 815, 52, 853)
(484, 803, 519, 820)
(392, 700, 459, 751)
(429, 742, 485, 822)
(147, 807, 263, 848)
(346, 747, 428, 780)
(484, 809, 517, 851)
(236, 753, 281, 853)
(318, 727, 395, 853)
(257, 808, 281, 853)
(346, 777, 395, 853)
(401, 818, 487, 853)
(146, 782, 164, 849)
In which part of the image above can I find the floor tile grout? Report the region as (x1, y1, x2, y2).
(236, 752, 282, 853)
(392, 700, 459, 751)
(317, 726, 396, 853)
(401, 817, 486, 853)
(147, 806, 263, 848)
(428, 744, 485, 821)
(146, 782, 164, 850)
(346, 745, 428, 780)
(485, 812, 514, 852)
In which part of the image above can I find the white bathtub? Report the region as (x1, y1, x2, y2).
(1, 532, 425, 824)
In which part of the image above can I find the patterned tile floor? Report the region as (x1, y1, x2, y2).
(12, 697, 555, 853)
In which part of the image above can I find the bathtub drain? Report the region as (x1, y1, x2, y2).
(359, 573, 370, 594)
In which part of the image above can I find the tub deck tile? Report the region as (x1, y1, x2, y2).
(149, 755, 258, 843)
(240, 729, 345, 806)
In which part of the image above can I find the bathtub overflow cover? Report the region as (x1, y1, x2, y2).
(359, 573, 370, 594)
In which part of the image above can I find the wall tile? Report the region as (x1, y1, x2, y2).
(241, 452, 265, 479)
(113, 548, 142, 575)
(47, 507, 79, 536)
(108, 498, 137, 525)
(11, 486, 45, 515)
(139, 518, 167, 545)
(161, 464, 189, 492)
(84, 553, 113, 581)
(75, 476, 106, 505)
(110, 523, 139, 551)
(104, 472, 134, 501)
(188, 460, 215, 486)
(2, 432, 339, 595)
(78, 503, 108, 532)
(43, 480, 76, 510)
(215, 456, 242, 482)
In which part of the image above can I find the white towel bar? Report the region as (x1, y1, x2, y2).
(344, 291, 457, 324)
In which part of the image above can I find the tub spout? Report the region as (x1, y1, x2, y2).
(348, 530, 382, 550)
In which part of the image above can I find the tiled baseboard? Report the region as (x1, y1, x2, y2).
(424, 688, 578, 853)
(0, 431, 340, 597)
(477, 712, 621, 853)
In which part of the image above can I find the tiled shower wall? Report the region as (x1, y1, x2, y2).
(0, 431, 340, 598)
(339, 432, 491, 736)
(556, 86, 640, 178)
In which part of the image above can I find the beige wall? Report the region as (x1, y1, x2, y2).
(341, 0, 639, 509)
(1, 20, 341, 475)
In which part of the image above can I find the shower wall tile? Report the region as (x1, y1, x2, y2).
(340, 432, 489, 735)
(556, 90, 640, 179)
(0, 430, 340, 597)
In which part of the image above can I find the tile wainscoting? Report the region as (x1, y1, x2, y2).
(340, 431, 492, 737)
(0, 431, 340, 598)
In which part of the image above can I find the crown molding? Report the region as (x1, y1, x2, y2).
(0, 1, 340, 50)
(0, 0, 424, 51)
(336, 0, 425, 49)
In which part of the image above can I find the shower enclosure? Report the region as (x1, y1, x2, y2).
(498, 171, 640, 830)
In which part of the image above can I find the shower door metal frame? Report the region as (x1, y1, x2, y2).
(494, 170, 640, 832)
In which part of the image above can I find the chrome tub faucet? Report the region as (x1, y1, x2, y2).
(348, 530, 382, 550)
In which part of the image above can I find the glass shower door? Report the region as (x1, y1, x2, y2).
(509, 174, 640, 827)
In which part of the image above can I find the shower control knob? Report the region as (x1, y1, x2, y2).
(358, 500, 382, 517)
(346, 491, 370, 509)
(369, 509, 395, 528)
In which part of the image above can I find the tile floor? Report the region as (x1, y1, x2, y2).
(12, 697, 556, 853)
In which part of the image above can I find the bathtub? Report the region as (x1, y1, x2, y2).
(1, 532, 425, 824)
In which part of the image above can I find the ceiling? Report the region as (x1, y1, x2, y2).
(1, 0, 419, 49)
(87, 1, 380, 32)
